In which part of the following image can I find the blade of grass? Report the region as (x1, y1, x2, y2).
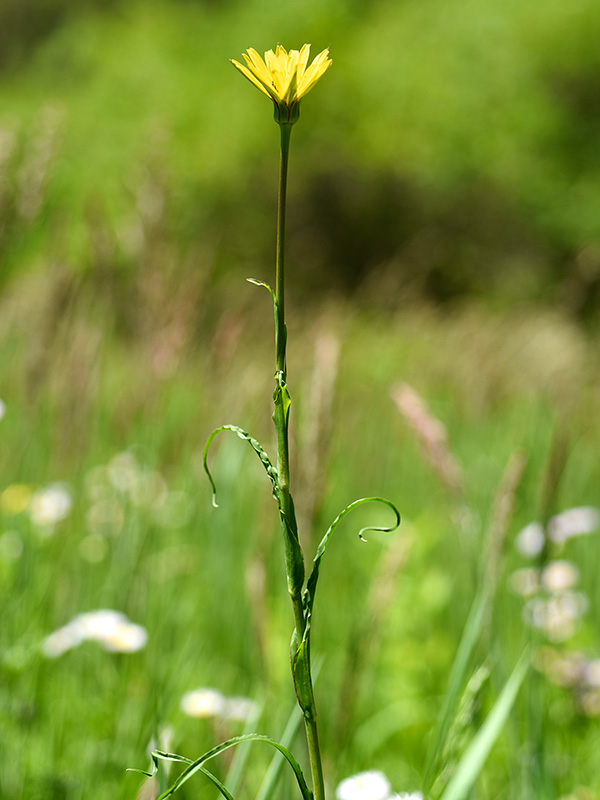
(254, 704, 303, 800)
(439, 650, 529, 800)
(423, 451, 526, 795)
(255, 659, 322, 800)
(422, 591, 487, 795)
(147, 734, 313, 800)
(224, 698, 264, 797)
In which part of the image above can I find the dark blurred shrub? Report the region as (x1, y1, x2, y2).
(0, 0, 120, 70)
(1, 0, 600, 324)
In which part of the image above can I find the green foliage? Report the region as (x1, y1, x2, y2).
(1, 284, 600, 798)
(0, 0, 599, 306)
(2, 3, 600, 798)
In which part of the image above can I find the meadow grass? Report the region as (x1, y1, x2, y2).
(1, 5, 600, 795)
(1, 276, 600, 799)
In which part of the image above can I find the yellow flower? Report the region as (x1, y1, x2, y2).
(231, 44, 332, 125)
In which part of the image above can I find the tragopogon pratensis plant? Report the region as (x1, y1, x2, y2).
(133, 44, 400, 800)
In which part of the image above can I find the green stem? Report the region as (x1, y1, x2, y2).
(273, 121, 326, 800)
(275, 124, 291, 380)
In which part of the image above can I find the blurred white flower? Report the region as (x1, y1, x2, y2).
(222, 696, 259, 722)
(0, 399, 6, 420)
(535, 647, 588, 688)
(393, 794, 424, 800)
(41, 609, 147, 657)
(524, 592, 588, 642)
(29, 484, 72, 529)
(100, 621, 148, 653)
(130, 471, 168, 509)
(583, 659, 600, 689)
(336, 771, 392, 800)
(541, 560, 579, 593)
(578, 690, 600, 717)
(75, 609, 129, 639)
(108, 452, 140, 492)
(548, 506, 600, 544)
(509, 567, 540, 597)
(515, 522, 545, 557)
(181, 688, 226, 718)
(86, 499, 124, 537)
(41, 622, 85, 658)
(156, 491, 193, 528)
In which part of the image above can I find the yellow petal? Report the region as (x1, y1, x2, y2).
(297, 48, 332, 98)
(232, 43, 331, 116)
(297, 43, 311, 76)
(245, 48, 274, 87)
(230, 59, 274, 99)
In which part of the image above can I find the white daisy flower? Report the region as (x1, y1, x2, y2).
(180, 688, 226, 719)
(41, 609, 148, 656)
(222, 696, 259, 722)
(392, 794, 425, 800)
(541, 560, 579, 593)
(336, 771, 392, 800)
(515, 522, 545, 557)
(548, 506, 600, 543)
(41, 622, 85, 658)
(583, 659, 600, 689)
(74, 609, 130, 640)
(107, 452, 140, 493)
(524, 592, 588, 642)
(99, 622, 148, 653)
(509, 567, 540, 597)
(29, 484, 72, 529)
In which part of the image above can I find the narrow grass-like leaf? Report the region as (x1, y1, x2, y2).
(255, 703, 304, 800)
(255, 660, 322, 800)
(224, 699, 264, 796)
(247, 278, 284, 366)
(423, 451, 526, 796)
(247, 277, 276, 309)
(127, 750, 193, 779)
(423, 590, 486, 794)
(150, 734, 312, 800)
(439, 651, 529, 800)
(304, 497, 400, 625)
(199, 766, 237, 800)
(203, 425, 279, 507)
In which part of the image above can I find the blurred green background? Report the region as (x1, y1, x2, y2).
(1, 1, 600, 799)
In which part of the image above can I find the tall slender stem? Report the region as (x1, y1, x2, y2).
(273, 122, 326, 800)
(275, 123, 291, 380)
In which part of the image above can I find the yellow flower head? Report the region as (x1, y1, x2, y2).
(231, 44, 332, 125)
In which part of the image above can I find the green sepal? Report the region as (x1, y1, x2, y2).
(274, 101, 300, 126)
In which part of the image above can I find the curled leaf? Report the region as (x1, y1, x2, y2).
(203, 425, 279, 507)
(144, 735, 313, 800)
(304, 497, 400, 627)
